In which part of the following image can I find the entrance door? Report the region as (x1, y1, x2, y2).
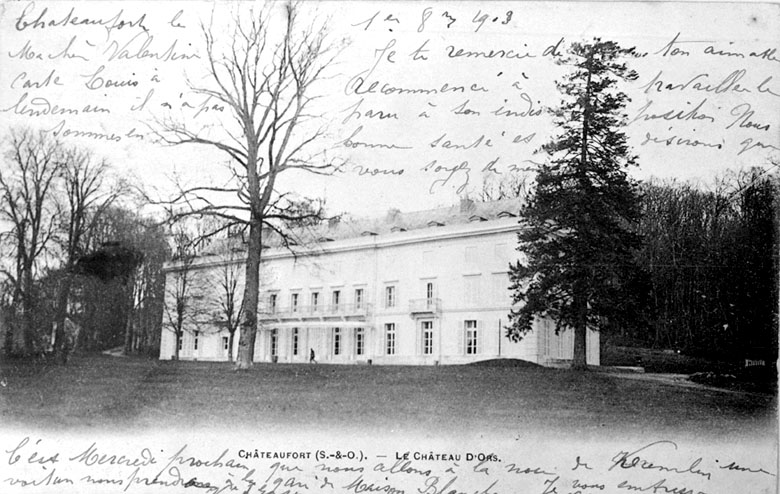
(421, 320, 434, 355)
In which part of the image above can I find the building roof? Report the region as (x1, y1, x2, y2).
(281, 197, 522, 245)
(186, 197, 524, 266)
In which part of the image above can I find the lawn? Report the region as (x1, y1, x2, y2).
(0, 354, 775, 440)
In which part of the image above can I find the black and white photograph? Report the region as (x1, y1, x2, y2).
(0, 1, 777, 493)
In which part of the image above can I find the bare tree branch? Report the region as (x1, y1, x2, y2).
(151, 2, 342, 368)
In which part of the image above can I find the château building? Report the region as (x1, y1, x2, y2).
(158, 198, 599, 366)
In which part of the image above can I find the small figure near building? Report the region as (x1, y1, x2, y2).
(310, 349, 317, 364)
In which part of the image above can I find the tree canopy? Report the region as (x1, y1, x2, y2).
(508, 39, 642, 369)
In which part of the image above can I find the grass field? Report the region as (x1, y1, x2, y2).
(0, 354, 775, 439)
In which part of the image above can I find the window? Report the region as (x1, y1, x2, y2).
(222, 336, 229, 351)
(493, 273, 509, 304)
(332, 290, 341, 312)
(385, 286, 396, 308)
(355, 288, 364, 309)
(311, 292, 319, 312)
(269, 293, 277, 313)
(385, 323, 396, 355)
(355, 328, 365, 356)
(178, 334, 183, 351)
(464, 275, 481, 306)
(291, 293, 299, 313)
(426, 282, 434, 301)
(333, 327, 341, 356)
(292, 328, 299, 356)
(494, 243, 509, 261)
(465, 320, 478, 355)
(465, 246, 478, 263)
(270, 329, 278, 357)
(422, 321, 433, 355)
(193, 331, 199, 350)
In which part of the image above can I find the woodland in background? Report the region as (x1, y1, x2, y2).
(1, 204, 168, 358)
(624, 170, 778, 362)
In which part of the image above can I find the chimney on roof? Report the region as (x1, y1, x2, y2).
(386, 208, 401, 222)
(460, 196, 475, 213)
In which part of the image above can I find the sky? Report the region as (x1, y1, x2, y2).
(1, 1, 778, 217)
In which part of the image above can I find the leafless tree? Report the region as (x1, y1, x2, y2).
(162, 226, 207, 360)
(0, 128, 63, 354)
(154, 1, 342, 368)
(208, 231, 245, 363)
(476, 170, 531, 202)
(52, 149, 121, 363)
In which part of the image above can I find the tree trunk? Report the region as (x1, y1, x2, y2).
(123, 273, 136, 355)
(21, 268, 35, 354)
(571, 289, 588, 370)
(228, 329, 235, 362)
(174, 331, 181, 360)
(53, 268, 74, 364)
(235, 217, 262, 369)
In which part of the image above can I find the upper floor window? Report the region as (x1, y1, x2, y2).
(269, 293, 277, 313)
(385, 286, 396, 308)
(465, 246, 478, 263)
(464, 275, 481, 306)
(494, 243, 509, 261)
(355, 288, 364, 309)
(332, 290, 341, 311)
(492, 272, 509, 304)
(291, 293, 299, 313)
(311, 292, 319, 312)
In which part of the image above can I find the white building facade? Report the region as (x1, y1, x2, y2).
(159, 201, 599, 367)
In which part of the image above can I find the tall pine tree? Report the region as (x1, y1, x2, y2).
(508, 39, 642, 369)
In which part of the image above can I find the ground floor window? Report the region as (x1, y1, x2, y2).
(333, 327, 341, 355)
(222, 336, 229, 351)
(292, 328, 299, 356)
(271, 329, 278, 357)
(422, 321, 433, 355)
(465, 320, 478, 354)
(385, 323, 396, 355)
(194, 331, 199, 350)
(178, 333, 183, 351)
(355, 328, 365, 356)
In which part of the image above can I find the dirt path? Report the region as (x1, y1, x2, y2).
(604, 370, 773, 398)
